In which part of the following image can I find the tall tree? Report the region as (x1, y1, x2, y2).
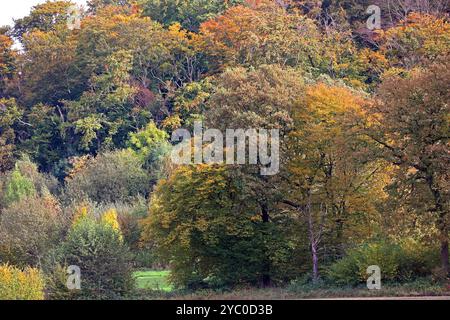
(0, 28, 16, 98)
(0, 98, 23, 172)
(204, 64, 306, 285)
(282, 83, 386, 281)
(12, 1, 77, 41)
(20, 27, 78, 107)
(65, 50, 148, 153)
(366, 57, 450, 274)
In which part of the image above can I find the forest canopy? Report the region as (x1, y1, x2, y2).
(0, 0, 449, 299)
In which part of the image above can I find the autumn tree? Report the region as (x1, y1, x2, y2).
(200, 0, 366, 86)
(0, 195, 63, 267)
(12, 1, 77, 41)
(0, 28, 16, 98)
(373, 0, 449, 24)
(378, 13, 450, 70)
(201, 64, 306, 285)
(282, 83, 387, 281)
(140, 164, 300, 288)
(19, 27, 78, 107)
(74, 7, 206, 118)
(366, 57, 450, 275)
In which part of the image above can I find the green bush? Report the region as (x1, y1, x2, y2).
(326, 239, 441, 286)
(0, 195, 65, 267)
(64, 150, 150, 204)
(86, 199, 157, 269)
(127, 121, 171, 177)
(0, 157, 59, 209)
(0, 264, 45, 300)
(51, 215, 133, 299)
(3, 165, 35, 205)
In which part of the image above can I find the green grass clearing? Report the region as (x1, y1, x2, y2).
(134, 270, 173, 292)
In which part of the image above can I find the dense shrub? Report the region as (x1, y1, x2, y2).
(127, 121, 171, 175)
(68, 199, 155, 268)
(109, 199, 158, 268)
(3, 165, 35, 206)
(14, 157, 59, 195)
(51, 213, 133, 299)
(114, 199, 148, 250)
(326, 239, 442, 286)
(0, 195, 65, 267)
(0, 264, 45, 300)
(0, 157, 59, 209)
(64, 150, 150, 204)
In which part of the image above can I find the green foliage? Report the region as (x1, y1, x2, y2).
(12, 1, 75, 40)
(142, 0, 242, 31)
(53, 214, 133, 299)
(127, 121, 171, 179)
(0, 195, 64, 267)
(64, 150, 150, 204)
(0, 264, 45, 300)
(88, 0, 135, 12)
(326, 239, 442, 286)
(141, 164, 301, 289)
(66, 50, 147, 153)
(3, 165, 36, 205)
(0, 98, 22, 172)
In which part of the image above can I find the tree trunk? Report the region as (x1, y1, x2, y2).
(440, 235, 449, 275)
(311, 239, 319, 283)
(261, 201, 270, 223)
(260, 201, 271, 287)
(427, 175, 449, 275)
(438, 209, 449, 275)
(307, 195, 320, 283)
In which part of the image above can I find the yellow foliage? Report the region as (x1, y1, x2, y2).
(380, 13, 450, 67)
(101, 209, 123, 240)
(66, 155, 91, 180)
(0, 264, 45, 300)
(162, 114, 182, 131)
(72, 205, 89, 226)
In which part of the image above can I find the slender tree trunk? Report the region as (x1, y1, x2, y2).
(260, 201, 271, 287)
(307, 194, 319, 283)
(311, 239, 319, 283)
